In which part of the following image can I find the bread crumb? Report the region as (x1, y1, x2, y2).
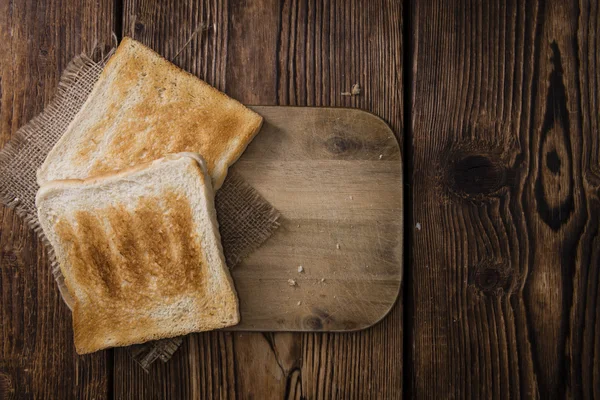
(297, 301, 302, 306)
(297, 224, 300, 228)
(379, 154, 383, 160)
(320, 278, 325, 283)
(288, 279, 297, 286)
(298, 265, 304, 273)
(336, 243, 340, 250)
(341, 83, 361, 97)
(349, 195, 353, 200)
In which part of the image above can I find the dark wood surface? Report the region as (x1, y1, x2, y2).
(0, 0, 113, 398)
(1, 0, 599, 399)
(411, 0, 600, 399)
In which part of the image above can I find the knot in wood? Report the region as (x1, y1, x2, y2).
(469, 263, 511, 295)
(304, 316, 323, 330)
(324, 136, 361, 156)
(0, 372, 14, 400)
(134, 22, 145, 34)
(546, 150, 561, 174)
(1, 251, 19, 268)
(450, 155, 506, 198)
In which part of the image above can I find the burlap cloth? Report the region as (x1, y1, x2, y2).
(0, 50, 280, 370)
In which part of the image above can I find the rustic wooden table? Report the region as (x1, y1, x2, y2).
(1, 0, 598, 398)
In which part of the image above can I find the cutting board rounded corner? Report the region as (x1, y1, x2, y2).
(250, 105, 403, 161)
(340, 281, 402, 333)
(332, 106, 402, 151)
(234, 105, 403, 333)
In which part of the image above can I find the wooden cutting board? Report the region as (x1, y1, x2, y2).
(227, 106, 403, 332)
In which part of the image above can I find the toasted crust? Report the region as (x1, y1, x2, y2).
(37, 37, 263, 189)
(36, 153, 239, 354)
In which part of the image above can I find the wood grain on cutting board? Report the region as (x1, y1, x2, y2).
(228, 106, 403, 331)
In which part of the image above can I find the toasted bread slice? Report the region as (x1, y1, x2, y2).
(37, 37, 263, 189)
(36, 153, 239, 354)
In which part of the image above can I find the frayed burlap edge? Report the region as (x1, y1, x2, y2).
(0, 45, 280, 371)
(0, 52, 113, 309)
(217, 171, 281, 267)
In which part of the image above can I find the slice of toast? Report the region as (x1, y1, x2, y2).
(37, 37, 263, 189)
(36, 153, 239, 354)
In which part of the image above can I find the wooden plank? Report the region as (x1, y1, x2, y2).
(224, 106, 403, 332)
(411, 0, 600, 398)
(119, 0, 403, 398)
(0, 0, 114, 398)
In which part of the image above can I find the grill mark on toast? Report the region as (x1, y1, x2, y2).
(106, 204, 152, 298)
(57, 211, 121, 299)
(164, 192, 205, 286)
(42, 155, 238, 353)
(55, 191, 206, 305)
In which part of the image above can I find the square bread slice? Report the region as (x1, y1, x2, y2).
(36, 153, 239, 354)
(37, 37, 263, 190)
